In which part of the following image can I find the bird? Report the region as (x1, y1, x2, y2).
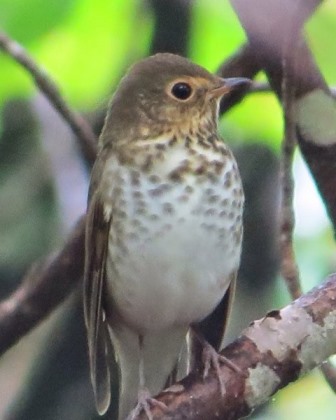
(84, 52, 248, 420)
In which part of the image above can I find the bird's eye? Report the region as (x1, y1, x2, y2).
(171, 82, 193, 100)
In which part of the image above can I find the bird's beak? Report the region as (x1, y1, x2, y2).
(209, 77, 251, 99)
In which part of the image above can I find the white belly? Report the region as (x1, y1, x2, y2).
(105, 153, 243, 333)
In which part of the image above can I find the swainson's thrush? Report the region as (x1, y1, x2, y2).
(84, 53, 248, 419)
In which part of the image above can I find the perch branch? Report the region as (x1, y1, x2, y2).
(0, 32, 97, 165)
(134, 274, 336, 419)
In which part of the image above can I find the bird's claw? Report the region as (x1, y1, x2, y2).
(127, 388, 168, 420)
(202, 342, 245, 396)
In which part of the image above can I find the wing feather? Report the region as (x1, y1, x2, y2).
(84, 194, 112, 415)
(190, 272, 237, 372)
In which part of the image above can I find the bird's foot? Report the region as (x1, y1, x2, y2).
(126, 388, 168, 420)
(202, 342, 245, 396)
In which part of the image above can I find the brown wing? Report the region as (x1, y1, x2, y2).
(84, 193, 112, 415)
(190, 272, 237, 372)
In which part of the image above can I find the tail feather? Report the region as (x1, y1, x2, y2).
(109, 325, 188, 420)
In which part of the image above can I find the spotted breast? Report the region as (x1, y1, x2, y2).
(102, 134, 243, 334)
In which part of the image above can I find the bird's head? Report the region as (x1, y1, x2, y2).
(101, 53, 250, 144)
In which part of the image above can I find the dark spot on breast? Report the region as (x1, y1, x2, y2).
(213, 160, 225, 174)
(195, 165, 206, 175)
(149, 187, 165, 197)
(207, 134, 216, 145)
(118, 199, 127, 207)
(169, 136, 177, 147)
(221, 198, 229, 206)
(169, 170, 182, 182)
(115, 210, 127, 219)
(133, 190, 143, 199)
(205, 208, 216, 216)
(197, 136, 211, 149)
(185, 136, 192, 148)
(137, 199, 147, 208)
(169, 160, 190, 182)
(207, 172, 218, 183)
(163, 202, 174, 214)
(219, 146, 229, 156)
(185, 185, 194, 194)
(142, 155, 153, 172)
(138, 225, 149, 234)
(148, 174, 161, 183)
(200, 222, 216, 231)
(224, 179, 232, 188)
(208, 195, 220, 203)
(113, 186, 123, 197)
(155, 143, 166, 151)
(232, 200, 239, 208)
(178, 194, 189, 203)
(131, 170, 141, 186)
(127, 232, 139, 241)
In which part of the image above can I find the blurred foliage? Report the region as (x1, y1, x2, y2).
(0, 0, 336, 419)
(0, 0, 335, 145)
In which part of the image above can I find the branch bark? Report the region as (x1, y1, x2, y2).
(0, 217, 85, 356)
(230, 0, 336, 396)
(0, 32, 97, 165)
(134, 274, 336, 419)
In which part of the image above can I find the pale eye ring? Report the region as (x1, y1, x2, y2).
(171, 82, 193, 100)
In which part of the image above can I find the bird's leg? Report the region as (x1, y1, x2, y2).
(126, 335, 168, 420)
(191, 328, 245, 396)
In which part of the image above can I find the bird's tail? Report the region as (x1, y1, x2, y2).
(110, 325, 188, 419)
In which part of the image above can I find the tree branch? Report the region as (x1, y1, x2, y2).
(0, 32, 97, 165)
(229, 0, 336, 229)
(230, 0, 336, 397)
(218, 43, 260, 114)
(278, 5, 302, 300)
(134, 274, 336, 419)
(0, 216, 85, 356)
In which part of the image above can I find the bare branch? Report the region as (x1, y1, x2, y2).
(279, 9, 302, 299)
(250, 81, 336, 97)
(134, 274, 336, 419)
(217, 43, 260, 114)
(229, 0, 336, 228)
(0, 32, 97, 165)
(231, 0, 336, 397)
(0, 217, 85, 356)
(320, 361, 336, 393)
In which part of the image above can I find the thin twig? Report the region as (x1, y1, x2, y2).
(0, 32, 97, 165)
(320, 361, 336, 393)
(250, 81, 336, 96)
(279, 24, 302, 299)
